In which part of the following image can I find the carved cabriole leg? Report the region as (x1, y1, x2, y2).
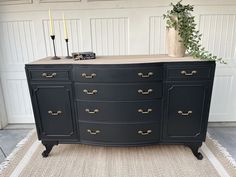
(185, 142, 203, 160)
(42, 141, 58, 158)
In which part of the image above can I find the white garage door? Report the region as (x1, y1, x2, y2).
(0, 0, 235, 123)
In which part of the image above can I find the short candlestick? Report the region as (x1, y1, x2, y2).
(65, 38, 72, 59)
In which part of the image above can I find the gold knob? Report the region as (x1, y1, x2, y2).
(138, 72, 154, 78)
(81, 73, 96, 79)
(181, 70, 197, 76)
(48, 110, 62, 116)
(178, 110, 193, 116)
(42, 73, 57, 78)
(85, 109, 99, 114)
(83, 89, 98, 95)
(87, 129, 100, 135)
(138, 109, 152, 114)
(138, 89, 153, 95)
(138, 130, 152, 135)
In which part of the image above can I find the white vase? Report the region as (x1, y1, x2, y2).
(166, 27, 186, 57)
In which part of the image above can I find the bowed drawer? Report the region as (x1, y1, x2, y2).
(75, 83, 162, 101)
(79, 122, 160, 144)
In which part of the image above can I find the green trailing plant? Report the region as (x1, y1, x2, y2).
(163, 1, 226, 64)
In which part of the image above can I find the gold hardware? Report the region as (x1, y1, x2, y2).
(87, 129, 100, 135)
(138, 89, 153, 95)
(83, 89, 98, 95)
(138, 109, 152, 114)
(138, 72, 154, 78)
(181, 70, 197, 76)
(85, 109, 99, 114)
(81, 73, 96, 79)
(48, 110, 62, 116)
(138, 130, 152, 135)
(42, 72, 57, 78)
(178, 110, 193, 116)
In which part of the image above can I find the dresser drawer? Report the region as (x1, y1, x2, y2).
(166, 64, 213, 81)
(79, 122, 160, 143)
(29, 70, 70, 81)
(74, 66, 162, 82)
(75, 83, 162, 101)
(77, 100, 162, 123)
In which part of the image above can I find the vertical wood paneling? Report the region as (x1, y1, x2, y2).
(1, 74, 34, 123)
(199, 14, 236, 60)
(90, 18, 129, 56)
(209, 75, 234, 121)
(43, 19, 83, 57)
(0, 83, 8, 128)
(0, 20, 36, 65)
(149, 16, 166, 55)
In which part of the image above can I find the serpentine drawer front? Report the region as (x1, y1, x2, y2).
(25, 55, 216, 159)
(75, 83, 162, 101)
(79, 122, 160, 144)
(74, 66, 163, 82)
(77, 100, 161, 123)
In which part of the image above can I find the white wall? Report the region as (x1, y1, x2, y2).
(0, 82, 8, 128)
(0, 0, 236, 123)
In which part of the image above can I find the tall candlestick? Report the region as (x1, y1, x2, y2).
(65, 39, 72, 59)
(63, 13, 68, 39)
(50, 35, 60, 60)
(49, 8, 54, 36)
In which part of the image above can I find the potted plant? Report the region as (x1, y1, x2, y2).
(163, 1, 226, 63)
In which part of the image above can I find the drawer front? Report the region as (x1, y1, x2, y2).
(79, 122, 160, 143)
(75, 83, 162, 101)
(29, 70, 70, 81)
(166, 65, 213, 81)
(74, 66, 163, 82)
(77, 100, 162, 123)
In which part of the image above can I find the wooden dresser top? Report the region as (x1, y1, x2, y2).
(29, 55, 205, 65)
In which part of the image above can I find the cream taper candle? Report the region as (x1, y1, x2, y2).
(63, 13, 68, 39)
(49, 8, 54, 36)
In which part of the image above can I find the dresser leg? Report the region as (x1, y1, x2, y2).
(186, 143, 203, 160)
(42, 141, 58, 158)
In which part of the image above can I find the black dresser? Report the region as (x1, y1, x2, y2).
(25, 55, 216, 160)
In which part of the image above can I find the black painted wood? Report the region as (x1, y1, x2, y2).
(75, 83, 162, 101)
(31, 84, 77, 140)
(25, 60, 216, 159)
(162, 81, 209, 141)
(77, 100, 162, 123)
(79, 122, 160, 143)
(74, 66, 163, 83)
(165, 63, 214, 81)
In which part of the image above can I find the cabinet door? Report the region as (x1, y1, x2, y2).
(163, 82, 210, 142)
(31, 84, 76, 140)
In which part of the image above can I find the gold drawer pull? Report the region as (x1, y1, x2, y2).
(48, 110, 62, 116)
(138, 72, 153, 78)
(81, 73, 96, 79)
(87, 129, 100, 135)
(83, 89, 98, 95)
(138, 130, 152, 136)
(178, 110, 193, 116)
(138, 109, 152, 114)
(85, 109, 99, 114)
(42, 72, 57, 78)
(138, 89, 153, 95)
(181, 70, 197, 76)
